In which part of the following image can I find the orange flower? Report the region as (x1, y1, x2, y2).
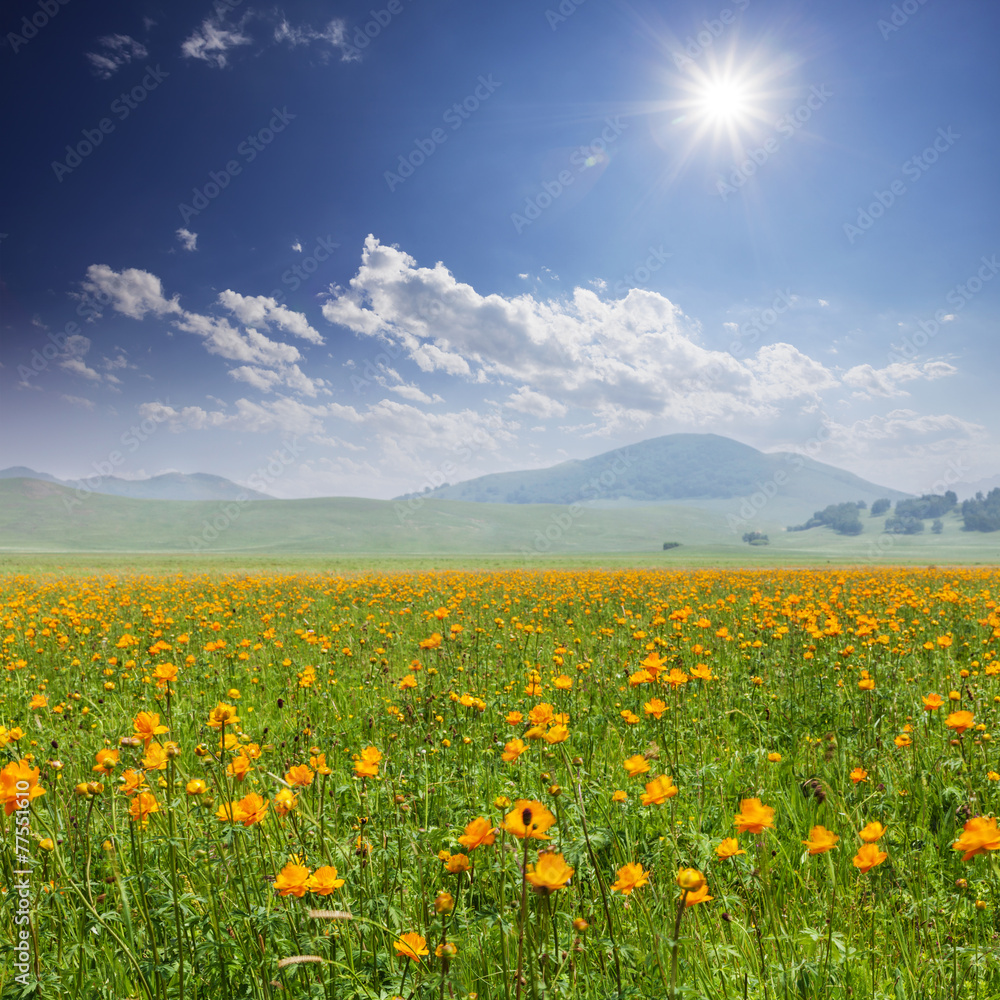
(641, 775, 678, 806)
(0, 760, 46, 815)
(119, 768, 146, 797)
(526, 851, 574, 894)
(273, 789, 298, 816)
(946, 710, 974, 735)
(612, 790, 627, 803)
(733, 798, 774, 834)
(715, 838, 746, 859)
(623, 754, 650, 777)
(894, 734, 912, 748)
(501, 738, 528, 763)
(142, 742, 169, 771)
(235, 791, 269, 827)
(803, 825, 839, 855)
(227, 754, 252, 781)
(643, 698, 667, 719)
(543, 724, 569, 745)
(502, 800, 556, 840)
(458, 816, 496, 851)
(186, 779, 207, 796)
(610, 861, 651, 895)
(419, 633, 443, 650)
(684, 883, 714, 907)
(128, 791, 159, 828)
(853, 843, 888, 873)
(275, 861, 311, 897)
(308, 865, 346, 895)
(444, 853, 471, 874)
(92, 748, 120, 773)
(133, 711, 168, 746)
(528, 703, 555, 727)
(207, 703, 240, 729)
(310, 753, 332, 775)
(858, 821, 886, 843)
(284, 764, 314, 787)
(922, 693, 943, 711)
(850, 767, 868, 784)
(394, 932, 429, 961)
(953, 816, 1000, 861)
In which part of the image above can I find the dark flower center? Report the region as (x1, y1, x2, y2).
(522, 807, 533, 828)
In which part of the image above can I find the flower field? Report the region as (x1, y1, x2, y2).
(2, 566, 1000, 999)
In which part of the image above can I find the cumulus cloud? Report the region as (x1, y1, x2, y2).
(86, 34, 148, 79)
(506, 386, 567, 418)
(176, 228, 198, 252)
(842, 360, 958, 399)
(79, 264, 325, 396)
(321, 236, 840, 434)
(61, 394, 96, 410)
(80, 265, 182, 320)
(217, 291, 324, 345)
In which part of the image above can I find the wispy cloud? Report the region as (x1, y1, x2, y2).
(86, 34, 148, 79)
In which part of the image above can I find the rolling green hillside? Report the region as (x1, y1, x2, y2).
(407, 433, 909, 510)
(1, 477, 996, 564)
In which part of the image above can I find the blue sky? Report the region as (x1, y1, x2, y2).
(2, 0, 997, 499)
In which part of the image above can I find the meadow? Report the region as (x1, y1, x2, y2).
(2, 565, 1000, 999)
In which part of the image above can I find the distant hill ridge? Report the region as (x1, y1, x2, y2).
(398, 433, 910, 508)
(0, 467, 273, 502)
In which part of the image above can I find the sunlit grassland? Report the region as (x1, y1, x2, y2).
(1, 567, 1000, 999)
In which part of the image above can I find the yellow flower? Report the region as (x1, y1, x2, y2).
(953, 816, 1000, 861)
(275, 861, 311, 897)
(186, 779, 207, 796)
(853, 843, 888, 873)
(394, 932, 429, 961)
(458, 816, 496, 851)
(803, 825, 839, 855)
(715, 837, 746, 859)
(502, 800, 556, 840)
(946, 711, 974, 735)
(612, 790, 627, 803)
(767, 752, 782, 763)
(307, 865, 345, 895)
(273, 789, 298, 816)
(623, 754, 650, 777)
(858, 821, 886, 843)
(610, 861, 650, 895)
(733, 798, 774, 834)
(641, 775, 678, 806)
(526, 851, 574, 893)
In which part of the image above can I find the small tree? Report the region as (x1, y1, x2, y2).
(871, 498, 891, 517)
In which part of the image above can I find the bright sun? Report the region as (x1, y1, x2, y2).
(699, 80, 748, 122)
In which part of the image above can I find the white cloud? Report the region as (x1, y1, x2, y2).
(321, 236, 840, 433)
(819, 299, 830, 308)
(291, 241, 303, 253)
(86, 34, 148, 79)
(79, 264, 325, 396)
(386, 383, 444, 404)
(217, 291, 324, 344)
(80, 265, 182, 320)
(506, 386, 567, 418)
(61, 394, 96, 410)
(180, 18, 251, 67)
(273, 18, 356, 60)
(176, 228, 198, 252)
(842, 360, 958, 399)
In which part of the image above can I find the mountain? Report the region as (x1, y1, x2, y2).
(401, 434, 909, 510)
(0, 468, 273, 501)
